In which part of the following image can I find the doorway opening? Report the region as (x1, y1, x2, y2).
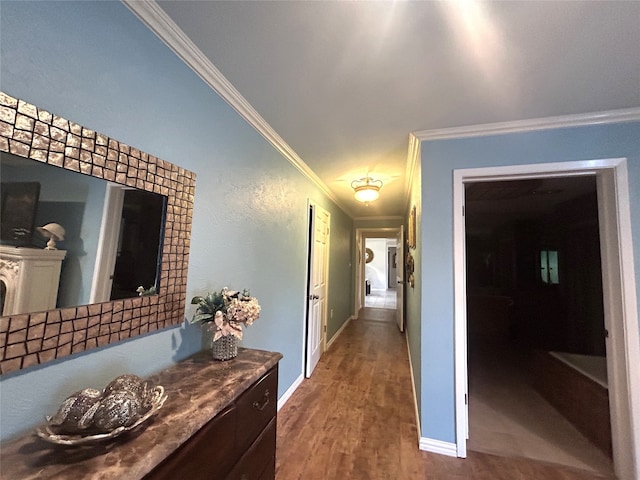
(364, 237, 398, 309)
(90, 184, 166, 304)
(355, 227, 405, 332)
(464, 175, 613, 474)
(110, 189, 165, 300)
(453, 159, 640, 480)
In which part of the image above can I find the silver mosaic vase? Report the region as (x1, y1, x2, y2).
(211, 335, 238, 361)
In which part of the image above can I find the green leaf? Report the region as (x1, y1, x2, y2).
(191, 313, 213, 323)
(191, 296, 205, 305)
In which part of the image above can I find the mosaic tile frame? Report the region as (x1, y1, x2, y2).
(0, 91, 196, 375)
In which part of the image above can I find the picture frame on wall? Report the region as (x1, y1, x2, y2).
(408, 205, 416, 249)
(0, 181, 41, 246)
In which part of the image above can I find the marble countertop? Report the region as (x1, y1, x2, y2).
(0, 348, 282, 480)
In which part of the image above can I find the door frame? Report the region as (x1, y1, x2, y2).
(453, 158, 640, 480)
(395, 225, 405, 332)
(354, 227, 402, 313)
(90, 183, 127, 303)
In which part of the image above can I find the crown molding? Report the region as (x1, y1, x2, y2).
(122, 0, 349, 215)
(414, 108, 640, 142)
(404, 133, 420, 212)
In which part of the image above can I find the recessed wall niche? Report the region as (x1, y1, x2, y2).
(0, 91, 196, 374)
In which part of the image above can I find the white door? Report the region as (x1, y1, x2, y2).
(306, 203, 330, 377)
(395, 226, 405, 332)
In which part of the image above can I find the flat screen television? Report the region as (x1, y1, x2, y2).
(1, 182, 41, 246)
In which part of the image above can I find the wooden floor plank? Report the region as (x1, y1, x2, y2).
(276, 308, 615, 480)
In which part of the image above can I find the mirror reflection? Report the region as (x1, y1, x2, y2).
(0, 152, 167, 316)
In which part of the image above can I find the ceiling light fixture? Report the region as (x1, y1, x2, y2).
(351, 177, 383, 205)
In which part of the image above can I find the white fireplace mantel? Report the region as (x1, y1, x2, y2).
(0, 245, 67, 316)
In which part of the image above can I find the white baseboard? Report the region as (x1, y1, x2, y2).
(406, 332, 422, 440)
(277, 373, 304, 411)
(419, 437, 458, 457)
(326, 315, 354, 349)
(407, 334, 459, 459)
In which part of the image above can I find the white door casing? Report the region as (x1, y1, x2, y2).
(355, 228, 402, 316)
(355, 229, 364, 313)
(453, 159, 640, 480)
(306, 203, 330, 377)
(396, 225, 405, 332)
(597, 164, 640, 480)
(90, 183, 126, 303)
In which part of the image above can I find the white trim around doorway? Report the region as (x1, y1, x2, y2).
(453, 158, 639, 480)
(354, 228, 402, 314)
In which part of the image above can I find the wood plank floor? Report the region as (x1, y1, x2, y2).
(275, 307, 616, 480)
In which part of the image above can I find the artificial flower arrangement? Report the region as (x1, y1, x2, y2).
(190, 287, 261, 340)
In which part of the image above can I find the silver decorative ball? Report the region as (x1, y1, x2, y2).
(48, 388, 103, 433)
(103, 374, 146, 397)
(93, 390, 142, 432)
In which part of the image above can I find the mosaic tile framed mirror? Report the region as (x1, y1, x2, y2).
(0, 91, 196, 374)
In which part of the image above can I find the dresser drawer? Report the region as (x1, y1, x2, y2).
(144, 404, 237, 480)
(144, 364, 278, 480)
(235, 365, 278, 454)
(226, 418, 276, 480)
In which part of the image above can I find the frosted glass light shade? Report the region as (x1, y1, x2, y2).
(354, 187, 380, 203)
(351, 177, 383, 204)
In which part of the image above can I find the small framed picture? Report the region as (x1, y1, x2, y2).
(408, 205, 416, 249)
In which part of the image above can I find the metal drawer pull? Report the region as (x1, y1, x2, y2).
(252, 389, 270, 411)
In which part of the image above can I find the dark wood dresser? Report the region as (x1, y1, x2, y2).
(0, 348, 282, 480)
(145, 364, 278, 480)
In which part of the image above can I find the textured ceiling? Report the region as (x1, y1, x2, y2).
(154, 0, 640, 218)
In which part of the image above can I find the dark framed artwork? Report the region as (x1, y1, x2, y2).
(0, 181, 41, 246)
(406, 252, 415, 288)
(408, 205, 416, 250)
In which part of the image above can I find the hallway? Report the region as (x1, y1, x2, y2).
(275, 308, 615, 480)
(364, 288, 397, 309)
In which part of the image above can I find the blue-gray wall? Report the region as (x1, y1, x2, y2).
(418, 121, 640, 443)
(0, 1, 353, 440)
(327, 207, 354, 340)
